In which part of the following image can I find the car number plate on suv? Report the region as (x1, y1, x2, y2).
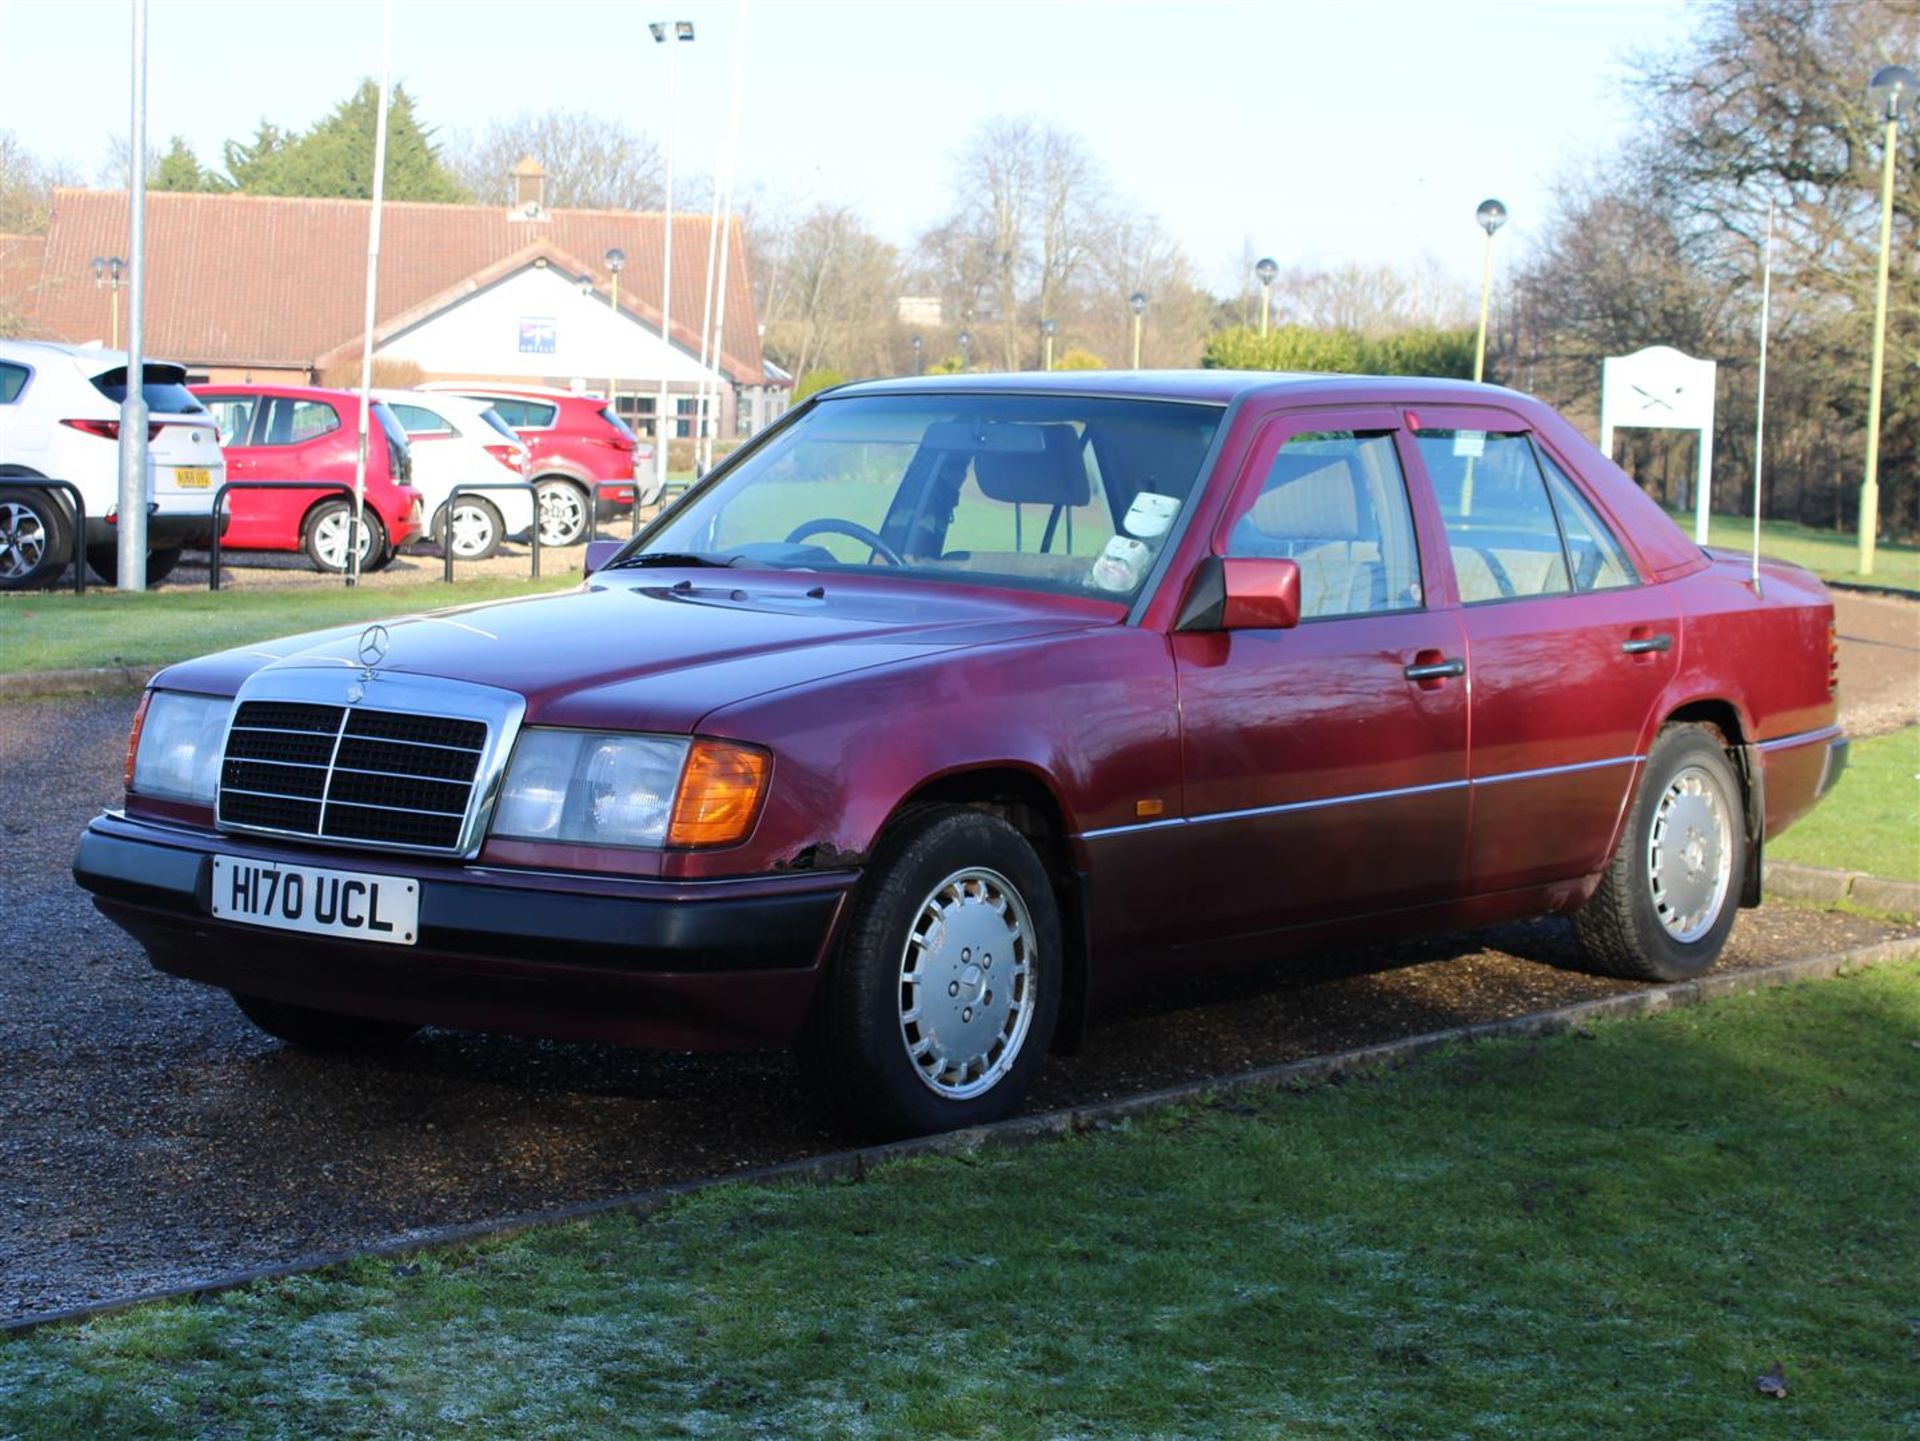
(174, 467, 212, 489)
(211, 856, 419, 946)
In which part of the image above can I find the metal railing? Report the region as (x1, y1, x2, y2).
(208, 480, 357, 591)
(2, 478, 87, 595)
(442, 481, 541, 583)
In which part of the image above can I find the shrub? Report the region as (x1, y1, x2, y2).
(1202, 325, 1474, 379)
(793, 369, 850, 402)
(1052, 347, 1107, 371)
(316, 358, 425, 389)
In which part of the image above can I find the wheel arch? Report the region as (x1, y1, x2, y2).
(879, 762, 1092, 1054)
(1656, 697, 1765, 909)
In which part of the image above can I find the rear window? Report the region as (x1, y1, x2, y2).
(0, 362, 29, 404)
(598, 405, 639, 442)
(481, 397, 558, 428)
(477, 409, 522, 443)
(91, 363, 204, 415)
(388, 402, 456, 435)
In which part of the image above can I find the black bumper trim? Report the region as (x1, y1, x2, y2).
(74, 825, 848, 974)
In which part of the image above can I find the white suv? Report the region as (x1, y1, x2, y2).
(373, 390, 534, 561)
(0, 340, 226, 588)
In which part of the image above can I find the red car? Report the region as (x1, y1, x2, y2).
(419, 384, 654, 546)
(191, 383, 424, 572)
(77, 373, 1846, 1137)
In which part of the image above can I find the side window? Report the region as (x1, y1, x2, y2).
(389, 403, 453, 435)
(199, 395, 257, 446)
(1225, 431, 1423, 619)
(1538, 449, 1637, 591)
(0, 362, 29, 405)
(484, 398, 530, 426)
(1414, 430, 1571, 604)
(257, 398, 341, 446)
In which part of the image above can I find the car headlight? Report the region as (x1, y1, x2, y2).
(128, 690, 232, 806)
(491, 730, 770, 849)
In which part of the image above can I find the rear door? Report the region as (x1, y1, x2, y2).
(1171, 406, 1471, 957)
(1405, 408, 1678, 893)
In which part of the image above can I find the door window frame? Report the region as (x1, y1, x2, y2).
(1209, 404, 1446, 620)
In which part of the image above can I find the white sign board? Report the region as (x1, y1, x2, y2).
(1598, 346, 1717, 544)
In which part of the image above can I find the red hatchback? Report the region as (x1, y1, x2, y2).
(191, 383, 424, 572)
(420, 384, 653, 545)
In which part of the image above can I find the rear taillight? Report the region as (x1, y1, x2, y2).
(1828, 622, 1839, 695)
(63, 418, 165, 441)
(483, 443, 526, 474)
(603, 434, 637, 453)
(124, 691, 152, 791)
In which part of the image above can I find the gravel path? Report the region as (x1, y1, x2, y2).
(2, 691, 1912, 1322)
(1833, 588, 1920, 737)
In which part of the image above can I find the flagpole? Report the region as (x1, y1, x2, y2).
(1750, 199, 1774, 597)
(704, 0, 748, 469)
(349, 0, 394, 588)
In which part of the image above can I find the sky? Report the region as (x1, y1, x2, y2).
(1, 0, 1701, 293)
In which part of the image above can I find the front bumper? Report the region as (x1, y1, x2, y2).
(73, 813, 855, 1050)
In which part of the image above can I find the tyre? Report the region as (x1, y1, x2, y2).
(800, 806, 1062, 1137)
(534, 478, 589, 547)
(0, 488, 70, 592)
(434, 496, 504, 561)
(1571, 724, 1746, 982)
(229, 992, 421, 1051)
(85, 544, 184, 587)
(302, 501, 388, 573)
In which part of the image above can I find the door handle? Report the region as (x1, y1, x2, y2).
(1403, 657, 1466, 682)
(1621, 633, 1673, 655)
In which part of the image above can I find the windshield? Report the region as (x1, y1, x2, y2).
(631, 393, 1222, 602)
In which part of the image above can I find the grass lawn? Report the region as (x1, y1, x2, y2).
(0, 576, 577, 674)
(1667, 509, 1920, 592)
(1771, 727, 1920, 882)
(6, 960, 1916, 1438)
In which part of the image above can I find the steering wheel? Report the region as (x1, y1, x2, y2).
(784, 518, 907, 567)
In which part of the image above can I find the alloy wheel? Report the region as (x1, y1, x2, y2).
(897, 867, 1038, 1100)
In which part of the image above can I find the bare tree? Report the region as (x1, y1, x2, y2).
(449, 111, 664, 210)
(0, 131, 79, 234)
(754, 201, 901, 382)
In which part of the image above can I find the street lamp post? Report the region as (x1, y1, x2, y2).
(1472, 198, 1507, 383)
(957, 329, 972, 371)
(1254, 256, 1277, 338)
(1129, 291, 1147, 370)
(649, 20, 694, 493)
(911, 333, 924, 374)
(1860, 65, 1916, 577)
(91, 256, 126, 349)
(604, 246, 625, 417)
(1041, 317, 1057, 371)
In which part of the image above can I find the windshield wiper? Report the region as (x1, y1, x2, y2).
(611, 551, 743, 569)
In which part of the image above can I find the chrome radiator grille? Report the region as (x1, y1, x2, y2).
(218, 700, 489, 852)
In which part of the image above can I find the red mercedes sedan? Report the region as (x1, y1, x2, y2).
(75, 373, 1847, 1136)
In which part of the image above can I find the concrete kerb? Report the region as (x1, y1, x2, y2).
(1764, 859, 1920, 916)
(5, 934, 1914, 1339)
(5, 666, 158, 698)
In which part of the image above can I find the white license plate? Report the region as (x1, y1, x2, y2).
(174, 467, 212, 489)
(211, 856, 419, 946)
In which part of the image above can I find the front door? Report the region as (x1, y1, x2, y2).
(1404, 412, 1680, 892)
(1172, 408, 1470, 954)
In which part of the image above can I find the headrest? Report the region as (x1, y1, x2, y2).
(1246, 454, 1359, 539)
(973, 425, 1091, 507)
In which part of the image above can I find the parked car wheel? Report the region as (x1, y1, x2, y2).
(434, 496, 504, 561)
(535, 478, 589, 547)
(303, 500, 389, 573)
(802, 806, 1062, 1137)
(0, 488, 69, 592)
(1571, 724, 1746, 982)
(86, 544, 184, 587)
(229, 992, 421, 1051)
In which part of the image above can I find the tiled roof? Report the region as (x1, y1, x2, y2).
(17, 189, 765, 383)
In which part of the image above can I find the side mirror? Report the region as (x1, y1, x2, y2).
(583, 539, 622, 577)
(1220, 557, 1301, 630)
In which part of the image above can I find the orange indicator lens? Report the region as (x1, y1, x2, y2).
(667, 740, 770, 847)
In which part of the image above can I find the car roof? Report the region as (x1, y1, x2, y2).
(418, 382, 603, 404)
(827, 369, 1535, 409)
(191, 381, 369, 402)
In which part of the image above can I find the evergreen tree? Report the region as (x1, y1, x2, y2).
(221, 84, 468, 202)
(151, 135, 225, 193)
